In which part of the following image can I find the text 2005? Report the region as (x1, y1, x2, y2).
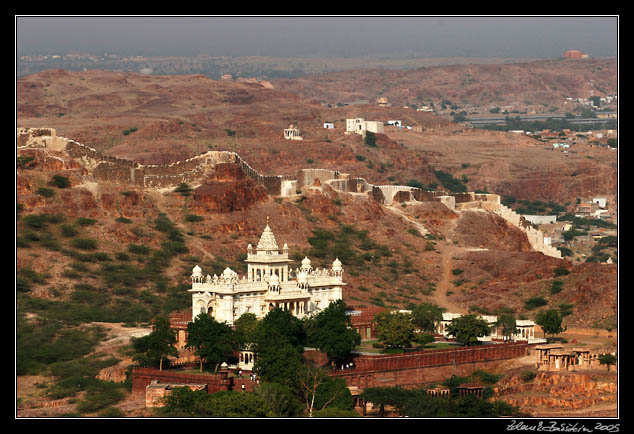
(594, 423, 619, 433)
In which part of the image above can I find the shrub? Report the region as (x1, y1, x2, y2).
(36, 187, 55, 198)
(553, 266, 570, 277)
(60, 224, 78, 237)
(50, 175, 71, 188)
(174, 183, 192, 196)
(122, 127, 138, 136)
(185, 214, 204, 222)
(115, 217, 132, 224)
(128, 244, 151, 255)
(524, 296, 548, 310)
(76, 217, 97, 226)
(364, 131, 377, 147)
(71, 238, 98, 250)
(550, 280, 564, 295)
(22, 214, 49, 229)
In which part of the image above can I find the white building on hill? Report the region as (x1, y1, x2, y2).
(189, 220, 344, 325)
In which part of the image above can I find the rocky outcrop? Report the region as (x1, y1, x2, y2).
(192, 163, 268, 213)
(494, 371, 617, 415)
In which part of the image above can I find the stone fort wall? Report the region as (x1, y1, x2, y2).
(17, 127, 560, 257)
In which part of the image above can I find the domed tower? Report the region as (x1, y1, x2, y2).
(192, 265, 203, 285)
(245, 218, 292, 283)
(331, 257, 344, 281)
(300, 256, 312, 274)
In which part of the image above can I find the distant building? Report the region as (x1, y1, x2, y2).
(376, 97, 389, 106)
(345, 118, 384, 137)
(563, 50, 589, 59)
(323, 122, 335, 129)
(523, 215, 557, 225)
(189, 221, 344, 325)
(284, 124, 303, 141)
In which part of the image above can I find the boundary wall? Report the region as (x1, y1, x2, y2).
(131, 367, 232, 394)
(18, 128, 560, 257)
(318, 342, 529, 389)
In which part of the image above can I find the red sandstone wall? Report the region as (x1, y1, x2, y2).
(329, 343, 529, 389)
(132, 367, 232, 394)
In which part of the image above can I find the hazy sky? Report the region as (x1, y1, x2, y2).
(15, 16, 619, 59)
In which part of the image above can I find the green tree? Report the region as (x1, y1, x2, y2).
(233, 312, 259, 348)
(496, 314, 518, 340)
(252, 308, 307, 388)
(157, 387, 273, 417)
(253, 382, 304, 417)
(186, 313, 238, 372)
(253, 340, 305, 390)
(411, 302, 444, 333)
(304, 300, 360, 366)
(254, 307, 306, 353)
(359, 386, 415, 417)
(445, 314, 490, 346)
(50, 174, 71, 188)
(364, 131, 377, 147)
(598, 354, 617, 371)
(373, 310, 416, 349)
(132, 316, 178, 371)
(535, 309, 566, 339)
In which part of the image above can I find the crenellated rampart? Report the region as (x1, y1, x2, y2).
(17, 127, 561, 258)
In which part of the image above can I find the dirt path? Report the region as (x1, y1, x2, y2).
(385, 204, 469, 314)
(385, 203, 430, 236)
(432, 243, 468, 314)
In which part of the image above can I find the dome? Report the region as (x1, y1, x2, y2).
(192, 265, 202, 277)
(257, 221, 279, 251)
(222, 267, 236, 278)
(301, 256, 311, 266)
(332, 257, 343, 270)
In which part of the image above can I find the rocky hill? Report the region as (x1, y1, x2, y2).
(17, 64, 617, 209)
(16, 131, 616, 329)
(270, 58, 617, 109)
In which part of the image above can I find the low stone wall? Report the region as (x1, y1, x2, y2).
(329, 342, 530, 389)
(17, 127, 562, 258)
(131, 367, 232, 394)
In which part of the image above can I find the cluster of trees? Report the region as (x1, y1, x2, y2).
(373, 303, 569, 349)
(359, 384, 525, 417)
(131, 300, 572, 417)
(372, 304, 511, 349)
(132, 300, 361, 417)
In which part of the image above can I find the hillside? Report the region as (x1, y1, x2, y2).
(17, 63, 617, 209)
(16, 139, 617, 328)
(270, 58, 617, 110)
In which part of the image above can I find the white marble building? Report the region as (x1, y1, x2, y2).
(189, 220, 344, 325)
(435, 312, 545, 344)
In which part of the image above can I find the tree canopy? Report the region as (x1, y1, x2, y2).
(157, 387, 274, 417)
(132, 316, 178, 370)
(535, 309, 566, 339)
(445, 314, 490, 346)
(304, 300, 360, 365)
(373, 310, 416, 349)
(411, 302, 444, 333)
(186, 313, 238, 372)
(495, 314, 518, 340)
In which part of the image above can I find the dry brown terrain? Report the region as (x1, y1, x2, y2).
(16, 59, 618, 418)
(271, 58, 617, 109)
